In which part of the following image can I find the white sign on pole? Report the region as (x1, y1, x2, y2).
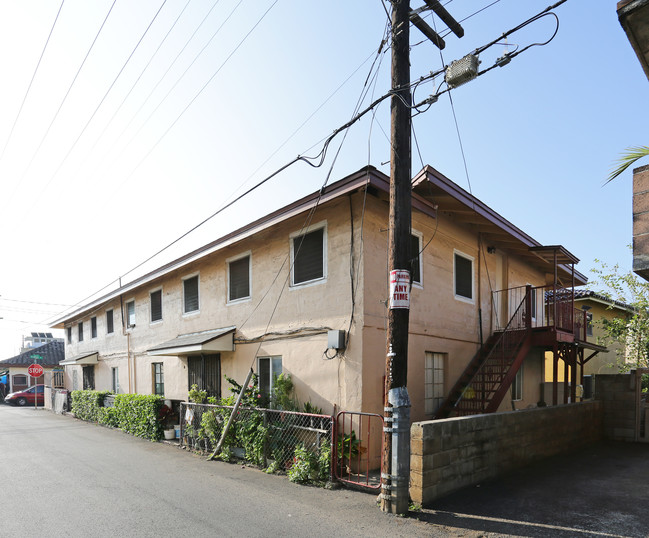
(389, 269, 410, 309)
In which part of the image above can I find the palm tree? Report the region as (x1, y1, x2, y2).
(606, 146, 649, 184)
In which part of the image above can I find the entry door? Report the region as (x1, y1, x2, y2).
(494, 252, 508, 329)
(187, 354, 221, 399)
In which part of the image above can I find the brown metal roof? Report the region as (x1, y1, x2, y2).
(618, 0, 649, 81)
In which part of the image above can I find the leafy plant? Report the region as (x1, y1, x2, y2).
(272, 373, 298, 410)
(188, 384, 207, 404)
(288, 439, 331, 484)
(337, 431, 361, 463)
(302, 401, 323, 415)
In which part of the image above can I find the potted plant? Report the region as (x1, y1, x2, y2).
(159, 404, 175, 440)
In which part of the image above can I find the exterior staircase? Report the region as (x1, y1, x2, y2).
(434, 295, 532, 418)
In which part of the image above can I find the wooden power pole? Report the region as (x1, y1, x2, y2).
(380, 0, 412, 515)
(380, 0, 463, 515)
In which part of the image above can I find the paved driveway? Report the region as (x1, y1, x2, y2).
(416, 440, 649, 537)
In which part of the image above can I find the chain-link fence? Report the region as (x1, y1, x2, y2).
(180, 402, 334, 478)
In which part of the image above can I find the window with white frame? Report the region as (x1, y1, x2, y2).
(112, 367, 120, 393)
(78, 322, 84, 342)
(126, 300, 135, 328)
(291, 224, 326, 286)
(454, 251, 474, 301)
(106, 309, 114, 334)
(91, 317, 97, 339)
(258, 356, 282, 407)
(67, 326, 72, 344)
(183, 275, 199, 314)
(424, 352, 445, 415)
(150, 289, 162, 323)
(410, 232, 422, 286)
(512, 364, 523, 401)
(228, 254, 251, 302)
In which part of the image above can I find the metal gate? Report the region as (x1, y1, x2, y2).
(334, 411, 383, 490)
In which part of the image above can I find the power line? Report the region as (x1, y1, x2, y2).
(34, 0, 170, 208)
(83, 0, 195, 164)
(7, 0, 119, 209)
(0, 0, 65, 163)
(112, 0, 257, 186)
(98, 0, 225, 168)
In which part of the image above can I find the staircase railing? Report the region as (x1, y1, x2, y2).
(450, 291, 530, 416)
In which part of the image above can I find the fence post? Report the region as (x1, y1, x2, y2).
(262, 410, 268, 469)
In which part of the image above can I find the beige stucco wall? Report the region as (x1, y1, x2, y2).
(61, 186, 558, 421)
(63, 194, 364, 412)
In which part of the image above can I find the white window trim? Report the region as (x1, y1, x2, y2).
(125, 298, 136, 329)
(182, 272, 200, 316)
(411, 229, 423, 289)
(453, 249, 475, 304)
(226, 251, 252, 305)
(149, 287, 163, 325)
(105, 308, 115, 337)
(289, 220, 327, 288)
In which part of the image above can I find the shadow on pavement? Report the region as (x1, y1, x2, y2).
(416, 440, 649, 538)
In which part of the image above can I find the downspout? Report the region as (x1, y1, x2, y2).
(120, 294, 132, 394)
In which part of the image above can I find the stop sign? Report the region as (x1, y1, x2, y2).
(28, 363, 44, 378)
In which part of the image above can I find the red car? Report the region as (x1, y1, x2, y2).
(4, 385, 45, 406)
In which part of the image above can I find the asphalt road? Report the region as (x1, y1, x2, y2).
(0, 404, 440, 538)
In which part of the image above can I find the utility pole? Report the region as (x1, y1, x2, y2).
(380, 0, 463, 515)
(381, 0, 412, 515)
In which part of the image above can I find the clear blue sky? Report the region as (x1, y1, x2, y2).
(0, 0, 644, 358)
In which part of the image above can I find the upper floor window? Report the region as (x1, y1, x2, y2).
(106, 309, 114, 334)
(126, 300, 135, 328)
(183, 275, 199, 314)
(91, 317, 97, 339)
(150, 289, 163, 323)
(454, 251, 474, 302)
(291, 224, 326, 286)
(67, 326, 72, 344)
(228, 254, 251, 302)
(78, 322, 84, 342)
(410, 232, 422, 286)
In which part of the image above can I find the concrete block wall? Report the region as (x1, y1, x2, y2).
(595, 373, 638, 441)
(410, 401, 603, 505)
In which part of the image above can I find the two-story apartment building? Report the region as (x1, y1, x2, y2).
(52, 165, 588, 422)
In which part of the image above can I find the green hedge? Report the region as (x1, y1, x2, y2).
(71, 390, 164, 441)
(71, 390, 110, 422)
(113, 394, 164, 440)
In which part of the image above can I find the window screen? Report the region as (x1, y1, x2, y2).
(151, 290, 162, 322)
(106, 310, 114, 334)
(293, 228, 324, 285)
(454, 253, 473, 299)
(184, 276, 199, 313)
(410, 234, 421, 284)
(229, 256, 250, 301)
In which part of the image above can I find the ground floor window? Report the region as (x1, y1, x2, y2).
(52, 369, 65, 388)
(112, 367, 120, 393)
(82, 366, 95, 390)
(425, 352, 445, 415)
(187, 354, 220, 399)
(153, 363, 164, 396)
(258, 356, 282, 407)
(512, 364, 523, 401)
